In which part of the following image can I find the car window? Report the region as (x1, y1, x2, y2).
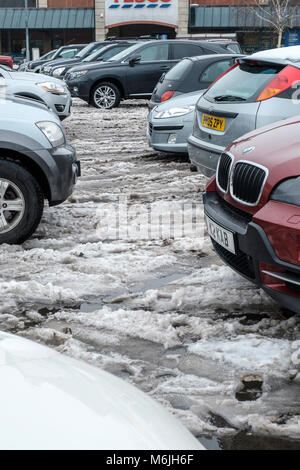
(107, 43, 142, 62)
(100, 46, 128, 61)
(200, 60, 232, 83)
(205, 61, 283, 102)
(165, 58, 193, 80)
(226, 43, 241, 54)
(139, 44, 169, 62)
(76, 43, 103, 59)
(172, 43, 203, 60)
(59, 48, 78, 59)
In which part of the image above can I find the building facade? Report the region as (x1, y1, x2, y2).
(1, 0, 300, 56)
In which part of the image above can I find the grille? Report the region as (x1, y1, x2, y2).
(212, 239, 255, 279)
(231, 162, 266, 205)
(217, 153, 232, 192)
(149, 123, 153, 136)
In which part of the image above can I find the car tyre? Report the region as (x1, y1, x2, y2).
(91, 82, 121, 110)
(0, 160, 44, 244)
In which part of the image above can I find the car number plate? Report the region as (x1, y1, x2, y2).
(202, 113, 226, 132)
(205, 215, 236, 254)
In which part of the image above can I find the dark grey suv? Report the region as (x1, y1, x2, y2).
(65, 40, 233, 109)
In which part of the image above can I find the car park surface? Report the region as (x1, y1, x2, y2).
(2, 98, 300, 450)
(65, 40, 234, 109)
(0, 65, 72, 120)
(188, 45, 300, 177)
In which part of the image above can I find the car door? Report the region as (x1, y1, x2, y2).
(125, 43, 170, 97)
(198, 58, 235, 90)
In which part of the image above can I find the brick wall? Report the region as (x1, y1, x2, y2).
(48, 0, 94, 7)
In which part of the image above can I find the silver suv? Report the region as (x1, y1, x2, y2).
(0, 96, 80, 244)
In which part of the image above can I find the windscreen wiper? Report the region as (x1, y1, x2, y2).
(214, 95, 246, 102)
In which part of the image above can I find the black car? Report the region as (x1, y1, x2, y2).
(21, 44, 87, 73)
(48, 42, 136, 79)
(149, 53, 244, 108)
(65, 40, 233, 110)
(40, 41, 109, 77)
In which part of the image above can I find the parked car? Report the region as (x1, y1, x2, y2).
(0, 331, 204, 450)
(18, 49, 56, 72)
(0, 65, 72, 120)
(40, 41, 108, 76)
(149, 53, 243, 109)
(147, 55, 243, 154)
(148, 91, 202, 154)
(20, 44, 86, 73)
(65, 40, 234, 109)
(48, 42, 135, 79)
(0, 55, 13, 69)
(0, 95, 80, 244)
(203, 116, 300, 314)
(188, 45, 300, 177)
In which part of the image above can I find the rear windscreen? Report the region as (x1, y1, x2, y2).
(165, 59, 193, 81)
(204, 61, 283, 102)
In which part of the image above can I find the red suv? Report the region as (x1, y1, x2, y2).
(203, 116, 300, 314)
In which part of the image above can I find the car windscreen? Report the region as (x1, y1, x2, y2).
(164, 59, 193, 80)
(83, 45, 110, 62)
(75, 44, 102, 58)
(106, 43, 142, 62)
(41, 50, 55, 60)
(204, 61, 283, 102)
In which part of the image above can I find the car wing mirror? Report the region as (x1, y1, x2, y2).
(129, 56, 141, 67)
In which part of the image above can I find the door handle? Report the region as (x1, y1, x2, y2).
(160, 66, 170, 71)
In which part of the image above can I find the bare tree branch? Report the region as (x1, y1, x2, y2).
(242, 0, 300, 47)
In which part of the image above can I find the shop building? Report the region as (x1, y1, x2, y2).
(1, 0, 300, 57)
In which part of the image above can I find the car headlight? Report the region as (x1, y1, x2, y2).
(36, 121, 65, 147)
(154, 105, 195, 119)
(270, 177, 300, 206)
(53, 67, 66, 77)
(37, 81, 66, 95)
(67, 70, 88, 81)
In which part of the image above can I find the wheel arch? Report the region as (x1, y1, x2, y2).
(0, 148, 51, 201)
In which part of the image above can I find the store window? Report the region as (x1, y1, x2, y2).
(0, 0, 36, 6)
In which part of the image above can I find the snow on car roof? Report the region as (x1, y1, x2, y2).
(251, 45, 300, 62)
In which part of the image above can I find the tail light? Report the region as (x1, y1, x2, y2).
(160, 91, 175, 102)
(257, 65, 300, 101)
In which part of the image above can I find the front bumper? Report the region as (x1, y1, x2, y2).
(65, 78, 91, 102)
(50, 93, 72, 119)
(204, 191, 300, 313)
(187, 135, 225, 177)
(48, 144, 80, 206)
(147, 115, 193, 154)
